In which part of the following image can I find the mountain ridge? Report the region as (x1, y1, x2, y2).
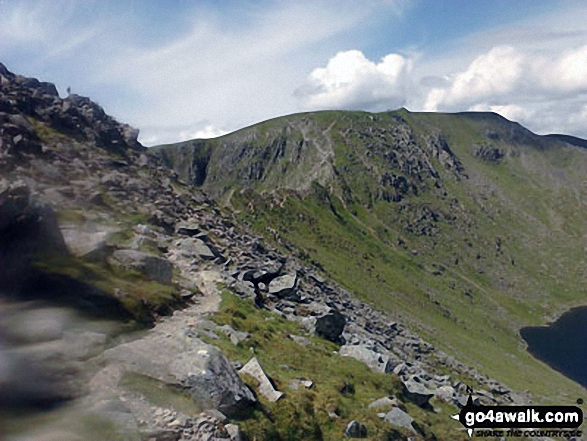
(154, 107, 587, 400)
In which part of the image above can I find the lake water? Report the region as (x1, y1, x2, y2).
(520, 306, 587, 388)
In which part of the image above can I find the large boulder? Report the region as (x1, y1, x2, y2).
(314, 310, 346, 344)
(107, 250, 173, 284)
(384, 408, 416, 434)
(268, 273, 299, 301)
(60, 227, 110, 261)
(239, 357, 284, 402)
(98, 334, 255, 417)
(174, 237, 216, 260)
(401, 377, 434, 408)
(339, 344, 395, 373)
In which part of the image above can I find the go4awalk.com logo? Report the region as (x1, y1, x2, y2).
(451, 395, 583, 438)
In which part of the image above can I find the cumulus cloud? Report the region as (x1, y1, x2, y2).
(178, 125, 227, 142)
(423, 46, 526, 111)
(296, 50, 413, 111)
(420, 44, 587, 136)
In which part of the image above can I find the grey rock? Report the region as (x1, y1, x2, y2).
(433, 385, 455, 402)
(315, 310, 346, 343)
(61, 227, 110, 261)
(289, 379, 314, 390)
(175, 237, 216, 260)
(225, 423, 242, 441)
(339, 344, 394, 373)
(63, 330, 107, 359)
(175, 222, 201, 237)
(288, 334, 311, 346)
(401, 378, 434, 408)
(368, 396, 401, 410)
(384, 407, 416, 433)
(239, 357, 284, 402)
(99, 336, 255, 416)
(268, 273, 299, 300)
(107, 250, 173, 284)
(345, 420, 367, 438)
(217, 325, 249, 345)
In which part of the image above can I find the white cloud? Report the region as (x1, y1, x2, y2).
(178, 125, 227, 141)
(296, 50, 413, 110)
(423, 46, 525, 110)
(468, 104, 531, 122)
(419, 42, 587, 136)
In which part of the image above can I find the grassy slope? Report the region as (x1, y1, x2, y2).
(205, 291, 469, 441)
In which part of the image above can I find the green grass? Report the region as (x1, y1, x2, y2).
(202, 291, 469, 441)
(33, 256, 181, 324)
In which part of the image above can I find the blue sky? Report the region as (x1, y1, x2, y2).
(1, 0, 586, 145)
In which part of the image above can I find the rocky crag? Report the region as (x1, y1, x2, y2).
(0, 63, 584, 440)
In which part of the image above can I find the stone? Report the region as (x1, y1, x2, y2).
(368, 396, 401, 410)
(401, 378, 434, 408)
(239, 357, 284, 402)
(175, 237, 216, 260)
(175, 223, 201, 237)
(288, 334, 311, 346)
(344, 420, 367, 438)
(289, 379, 314, 390)
(339, 344, 394, 373)
(268, 273, 299, 300)
(225, 423, 242, 441)
(63, 331, 107, 359)
(99, 336, 255, 417)
(61, 228, 110, 261)
(433, 385, 455, 402)
(314, 310, 346, 343)
(217, 324, 249, 345)
(384, 407, 416, 433)
(107, 250, 173, 284)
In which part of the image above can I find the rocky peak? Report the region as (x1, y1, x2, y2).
(0, 62, 143, 155)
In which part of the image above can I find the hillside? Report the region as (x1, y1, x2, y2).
(2, 62, 585, 440)
(154, 109, 587, 400)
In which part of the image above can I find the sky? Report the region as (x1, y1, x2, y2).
(1, 0, 587, 146)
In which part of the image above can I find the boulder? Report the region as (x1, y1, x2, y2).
(107, 250, 173, 284)
(339, 344, 394, 373)
(314, 310, 346, 344)
(288, 379, 314, 390)
(268, 273, 299, 300)
(0, 182, 68, 292)
(384, 407, 416, 433)
(217, 324, 249, 346)
(61, 228, 110, 261)
(175, 222, 201, 237)
(175, 237, 216, 260)
(345, 420, 367, 438)
(239, 357, 284, 402)
(99, 335, 255, 417)
(433, 385, 455, 402)
(368, 396, 401, 410)
(401, 377, 434, 408)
